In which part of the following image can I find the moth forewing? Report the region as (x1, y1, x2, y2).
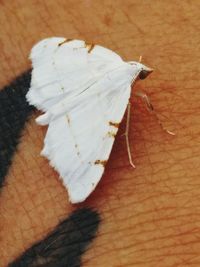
(26, 37, 152, 203)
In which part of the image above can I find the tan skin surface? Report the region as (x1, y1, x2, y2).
(0, 1, 200, 266)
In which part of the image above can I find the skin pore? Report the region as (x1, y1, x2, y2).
(1, 1, 200, 266)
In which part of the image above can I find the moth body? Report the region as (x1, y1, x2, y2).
(26, 37, 152, 203)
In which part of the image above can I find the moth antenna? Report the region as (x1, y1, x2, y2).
(124, 102, 135, 168)
(139, 55, 142, 63)
(134, 91, 175, 136)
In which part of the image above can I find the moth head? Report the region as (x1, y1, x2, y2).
(129, 61, 153, 80)
(138, 65, 153, 80)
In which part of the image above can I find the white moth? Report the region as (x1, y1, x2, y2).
(26, 37, 153, 203)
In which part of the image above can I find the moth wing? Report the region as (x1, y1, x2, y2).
(26, 37, 123, 111)
(38, 64, 137, 203)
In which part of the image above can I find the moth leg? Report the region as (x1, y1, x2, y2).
(124, 102, 135, 168)
(134, 91, 175, 135)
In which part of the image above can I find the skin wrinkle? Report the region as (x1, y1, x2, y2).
(0, 1, 200, 267)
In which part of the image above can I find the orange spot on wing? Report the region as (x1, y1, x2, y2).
(109, 121, 120, 128)
(94, 160, 107, 167)
(58, 39, 73, 46)
(108, 131, 116, 138)
(85, 42, 95, 53)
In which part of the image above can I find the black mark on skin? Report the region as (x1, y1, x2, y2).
(8, 208, 100, 267)
(0, 73, 101, 267)
(0, 70, 34, 188)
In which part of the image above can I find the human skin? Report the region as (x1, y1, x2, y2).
(1, 0, 200, 266)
